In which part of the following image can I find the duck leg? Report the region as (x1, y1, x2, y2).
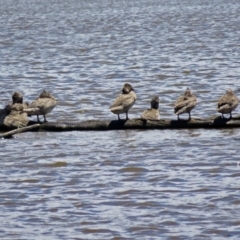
(126, 111, 129, 120)
(118, 114, 120, 120)
(43, 114, 47, 122)
(37, 115, 40, 123)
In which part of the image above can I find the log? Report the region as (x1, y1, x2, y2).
(0, 124, 40, 139)
(1, 116, 240, 133)
(37, 116, 240, 131)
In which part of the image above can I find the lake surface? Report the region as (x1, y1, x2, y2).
(1, 0, 240, 239)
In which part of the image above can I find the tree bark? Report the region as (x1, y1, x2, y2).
(1, 116, 240, 133)
(37, 116, 240, 131)
(0, 124, 40, 138)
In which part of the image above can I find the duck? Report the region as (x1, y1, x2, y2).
(23, 90, 57, 122)
(2, 92, 29, 128)
(110, 83, 137, 120)
(12, 91, 23, 104)
(4, 91, 28, 113)
(174, 87, 197, 120)
(217, 89, 239, 119)
(141, 96, 160, 120)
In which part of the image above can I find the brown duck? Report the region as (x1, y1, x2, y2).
(110, 83, 137, 120)
(217, 89, 239, 119)
(174, 88, 197, 120)
(141, 96, 160, 120)
(23, 90, 57, 122)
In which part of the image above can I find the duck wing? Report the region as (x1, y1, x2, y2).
(218, 95, 236, 107)
(174, 96, 196, 114)
(217, 95, 239, 112)
(110, 93, 136, 110)
(141, 109, 159, 120)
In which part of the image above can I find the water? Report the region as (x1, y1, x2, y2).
(1, 0, 240, 239)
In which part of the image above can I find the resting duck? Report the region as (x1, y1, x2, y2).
(174, 87, 197, 120)
(141, 96, 160, 120)
(4, 91, 28, 113)
(23, 90, 57, 122)
(217, 89, 239, 119)
(110, 83, 137, 120)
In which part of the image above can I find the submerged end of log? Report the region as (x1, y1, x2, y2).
(0, 124, 41, 139)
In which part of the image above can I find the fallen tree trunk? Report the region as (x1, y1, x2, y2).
(38, 116, 240, 131)
(1, 116, 240, 133)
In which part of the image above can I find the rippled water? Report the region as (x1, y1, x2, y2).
(1, 0, 240, 239)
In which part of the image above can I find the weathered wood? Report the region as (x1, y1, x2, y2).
(0, 124, 40, 138)
(1, 116, 240, 133)
(38, 116, 240, 131)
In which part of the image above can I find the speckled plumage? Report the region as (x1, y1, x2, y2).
(4, 92, 28, 114)
(110, 83, 137, 120)
(217, 89, 239, 118)
(23, 90, 57, 122)
(174, 88, 197, 120)
(141, 96, 160, 120)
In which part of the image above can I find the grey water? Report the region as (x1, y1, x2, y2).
(1, 0, 240, 239)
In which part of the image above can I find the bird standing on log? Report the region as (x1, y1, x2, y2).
(23, 90, 57, 122)
(110, 83, 137, 120)
(141, 96, 160, 120)
(217, 89, 239, 119)
(174, 87, 197, 120)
